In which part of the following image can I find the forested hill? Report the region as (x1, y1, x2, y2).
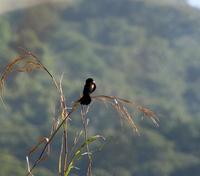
(0, 0, 200, 175)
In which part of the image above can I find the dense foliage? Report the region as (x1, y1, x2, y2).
(0, 0, 200, 175)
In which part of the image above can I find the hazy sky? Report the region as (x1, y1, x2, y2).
(0, 0, 200, 15)
(188, 0, 200, 8)
(0, 0, 44, 14)
(0, 0, 66, 14)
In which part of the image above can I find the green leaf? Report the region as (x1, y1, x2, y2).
(64, 135, 104, 176)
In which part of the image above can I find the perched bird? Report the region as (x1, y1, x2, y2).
(79, 78, 96, 105)
(83, 78, 96, 95)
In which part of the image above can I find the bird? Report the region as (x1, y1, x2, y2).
(79, 78, 96, 105)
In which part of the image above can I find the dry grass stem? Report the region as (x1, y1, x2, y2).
(81, 106, 93, 176)
(92, 95, 159, 133)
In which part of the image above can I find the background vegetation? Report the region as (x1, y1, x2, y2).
(0, 0, 200, 175)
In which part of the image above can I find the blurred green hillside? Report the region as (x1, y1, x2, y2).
(0, 0, 200, 175)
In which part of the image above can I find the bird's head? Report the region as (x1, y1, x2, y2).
(85, 78, 95, 84)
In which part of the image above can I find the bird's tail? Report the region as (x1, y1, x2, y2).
(78, 94, 91, 105)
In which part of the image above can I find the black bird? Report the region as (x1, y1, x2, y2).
(79, 78, 96, 105)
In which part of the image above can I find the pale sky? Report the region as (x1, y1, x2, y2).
(188, 0, 200, 8)
(0, 0, 200, 15)
(0, 0, 46, 14)
(0, 0, 66, 14)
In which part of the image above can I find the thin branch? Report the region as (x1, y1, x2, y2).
(26, 109, 75, 176)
